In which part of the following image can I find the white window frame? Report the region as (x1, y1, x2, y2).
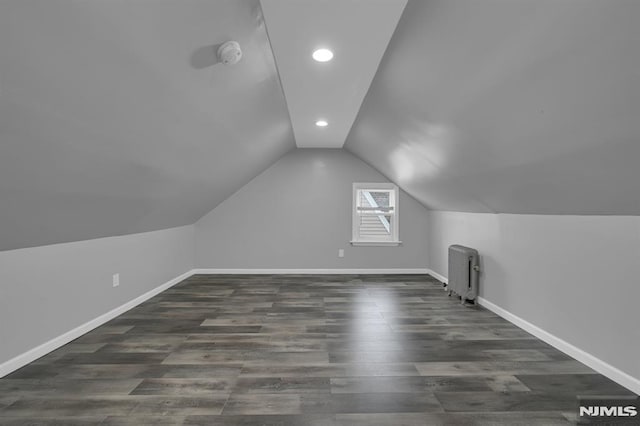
(351, 182, 401, 246)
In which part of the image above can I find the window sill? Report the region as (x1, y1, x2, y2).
(350, 241, 402, 247)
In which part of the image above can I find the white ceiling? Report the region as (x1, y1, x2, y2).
(261, 0, 407, 148)
(346, 0, 640, 214)
(1, 0, 639, 251)
(0, 0, 294, 250)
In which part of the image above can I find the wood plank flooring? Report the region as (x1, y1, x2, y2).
(0, 274, 636, 425)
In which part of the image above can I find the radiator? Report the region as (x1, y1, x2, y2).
(447, 244, 480, 304)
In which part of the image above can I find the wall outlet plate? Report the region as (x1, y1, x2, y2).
(338, 249, 345, 258)
(112, 273, 120, 287)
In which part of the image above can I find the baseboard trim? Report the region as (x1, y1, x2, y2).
(13, 267, 635, 395)
(477, 296, 640, 395)
(191, 268, 430, 275)
(426, 268, 448, 284)
(0, 269, 193, 379)
(0, 267, 429, 377)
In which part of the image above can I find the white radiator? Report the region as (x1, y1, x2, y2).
(447, 244, 480, 304)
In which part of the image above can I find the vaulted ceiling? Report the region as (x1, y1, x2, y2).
(1, 0, 639, 251)
(261, 0, 407, 148)
(0, 0, 294, 250)
(345, 0, 640, 214)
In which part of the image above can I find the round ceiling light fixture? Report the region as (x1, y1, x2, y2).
(217, 41, 242, 65)
(315, 120, 329, 127)
(312, 48, 333, 62)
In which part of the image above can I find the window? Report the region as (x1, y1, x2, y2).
(351, 183, 401, 246)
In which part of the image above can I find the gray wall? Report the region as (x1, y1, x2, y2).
(428, 211, 640, 382)
(196, 149, 429, 269)
(0, 225, 194, 364)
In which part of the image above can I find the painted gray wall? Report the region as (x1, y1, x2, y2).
(0, 225, 194, 364)
(196, 149, 429, 269)
(428, 211, 640, 381)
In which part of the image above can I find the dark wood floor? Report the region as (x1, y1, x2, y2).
(0, 274, 635, 425)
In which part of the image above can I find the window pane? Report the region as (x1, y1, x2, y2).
(358, 214, 392, 240)
(353, 184, 398, 243)
(368, 191, 390, 207)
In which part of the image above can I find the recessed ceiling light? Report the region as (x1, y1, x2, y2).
(312, 48, 333, 62)
(315, 120, 328, 127)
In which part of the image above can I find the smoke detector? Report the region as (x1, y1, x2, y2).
(217, 41, 242, 65)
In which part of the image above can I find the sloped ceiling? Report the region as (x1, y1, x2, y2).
(0, 0, 294, 251)
(346, 0, 640, 214)
(2, 0, 639, 252)
(261, 0, 407, 148)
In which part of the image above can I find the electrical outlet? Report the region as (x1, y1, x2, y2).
(338, 249, 344, 258)
(112, 273, 120, 287)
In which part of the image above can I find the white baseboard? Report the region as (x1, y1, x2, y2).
(0, 267, 429, 378)
(426, 268, 448, 284)
(0, 269, 193, 379)
(10, 265, 635, 395)
(477, 296, 640, 395)
(192, 268, 429, 275)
